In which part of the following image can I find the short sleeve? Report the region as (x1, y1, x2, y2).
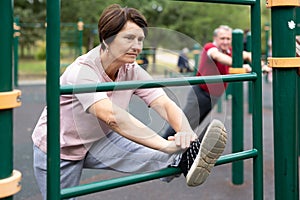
(61, 63, 108, 112)
(132, 66, 165, 106)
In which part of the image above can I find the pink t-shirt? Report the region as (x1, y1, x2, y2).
(32, 45, 165, 160)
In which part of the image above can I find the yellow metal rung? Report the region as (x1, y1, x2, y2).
(229, 68, 247, 74)
(266, 0, 300, 7)
(0, 89, 22, 110)
(267, 57, 300, 68)
(0, 170, 22, 198)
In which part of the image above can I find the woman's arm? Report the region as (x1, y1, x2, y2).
(88, 98, 184, 154)
(149, 95, 197, 146)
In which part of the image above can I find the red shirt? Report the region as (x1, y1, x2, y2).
(196, 42, 231, 97)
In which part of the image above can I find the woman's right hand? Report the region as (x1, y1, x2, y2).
(163, 131, 197, 154)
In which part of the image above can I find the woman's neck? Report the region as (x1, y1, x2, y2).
(100, 49, 124, 81)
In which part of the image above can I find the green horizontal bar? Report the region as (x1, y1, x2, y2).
(174, 0, 256, 5)
(61, 167, 181, 199)
(215, 149, 258, 166)
(61, 149, 257, 199)
(60, 72, 257, 94)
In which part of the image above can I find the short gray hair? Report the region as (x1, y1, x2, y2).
(213, 25, 232, 37)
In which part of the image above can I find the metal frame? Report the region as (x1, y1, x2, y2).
(0, 0, 267, 199)
(268, 2, 300, 199)
(0, 1, 22, 200)
(46, 0, 264, 199)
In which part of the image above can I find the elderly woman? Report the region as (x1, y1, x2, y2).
(32, 4, 227, 199)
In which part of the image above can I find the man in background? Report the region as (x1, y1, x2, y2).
(163, 25, 251, 138)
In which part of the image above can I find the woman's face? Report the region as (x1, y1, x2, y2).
(108, 21, 145, 64)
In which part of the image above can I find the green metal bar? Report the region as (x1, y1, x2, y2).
(264, 23, 270, 64)
(271, 6, 299, 200)
(46, 1, 61, 200)
(193, 43, 200, 75)
(264, 23, 270, 83)
(217, 95, 223, 113)
(175, 0, 256, 5)
(61, 149, 258, 199)
(0, 0, 14, 199)
(60, 73, 257, 94)
(246, 32, 253, 114)
(215, 149, 258, 165)
(297, 7, 300, 159)
(13, 16, 20, 88)
(296, 69, 300, 156)
(225, 83, 232, 100)
(298, 68, 300, 155)
(19, 22, 89, 28)
(231, 29, 244, 185)
(61, 167, 181, 199)
(77, 18, 83, 56)
(298, 65, 300, 156)
(61, 22, 77, 27)
(251, 1, 264, 199)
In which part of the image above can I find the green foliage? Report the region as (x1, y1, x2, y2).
(14, 0, 270, 57)
(14, 0, 46, 58)
(35, 40, 46, 60)
(158, 2, 250, 45)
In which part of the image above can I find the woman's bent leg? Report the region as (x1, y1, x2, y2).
(33, 145, 84, 200)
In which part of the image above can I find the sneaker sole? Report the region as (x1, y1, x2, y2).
(186, 119, 227, 186)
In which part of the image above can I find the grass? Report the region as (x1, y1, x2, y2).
(18, 57, 75, 80)
(19, 59, 46, 75)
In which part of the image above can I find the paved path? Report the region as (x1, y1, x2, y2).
(12, 75, 281, 200)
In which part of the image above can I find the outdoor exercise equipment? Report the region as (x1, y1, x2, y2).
(2, 0, 300, 199)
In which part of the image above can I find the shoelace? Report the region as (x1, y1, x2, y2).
(187, 138, 201, 170)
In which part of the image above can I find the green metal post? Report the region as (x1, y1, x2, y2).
(264, 23, 270, 63)
(264, 23, 270, 83)
(271, 6, 299, 200)
(77, 18, 84, 56)
(225, 83, 232, 100)
(46, 1, 61, 200)
(13, 16, 20, 87)
(193, 43, 200, 75)
(251, 2, 264, 199)
(296, 7, 300, 157)
(246, 32, 253, 114)
(298, 61, 300, 156)
(217, 95, 222, 113)
(0, 0, 14, 199)
(231, 29, 244, 185)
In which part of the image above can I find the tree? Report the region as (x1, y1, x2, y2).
(159, 2, 250, 46)
(14, 0, 46, 58)
(13, 0, 268, 57)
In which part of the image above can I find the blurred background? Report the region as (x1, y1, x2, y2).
(13, 0, 272, 80)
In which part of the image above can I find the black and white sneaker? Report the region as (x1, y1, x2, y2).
(178, 119, 227, 186)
